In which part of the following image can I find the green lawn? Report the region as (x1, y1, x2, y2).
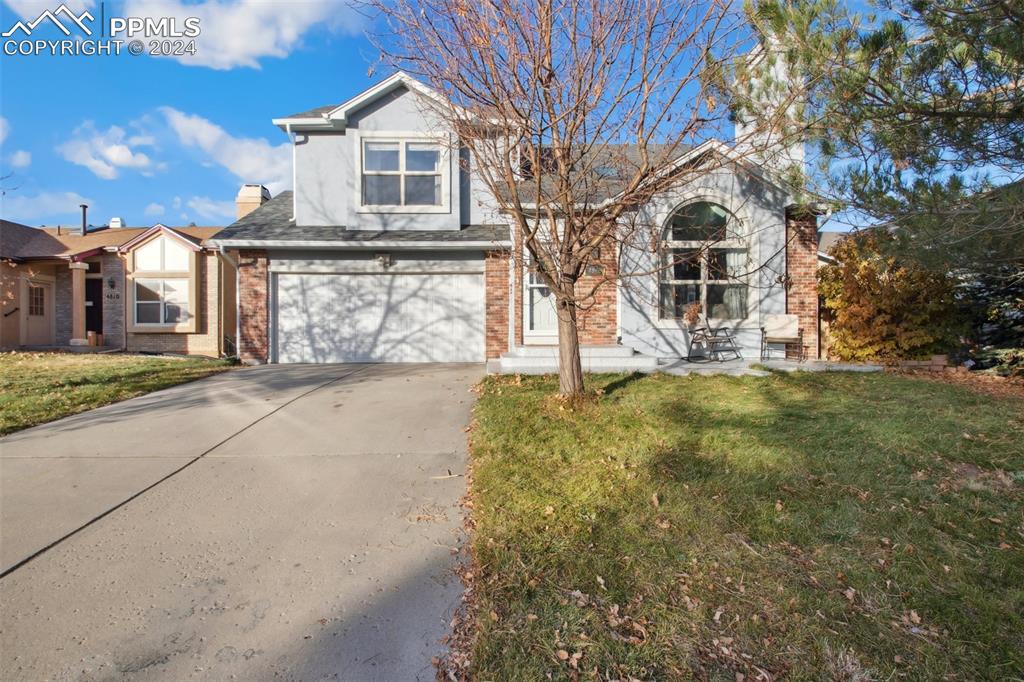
(0, 352, 232, 435)
(466, 371, 1024, 680)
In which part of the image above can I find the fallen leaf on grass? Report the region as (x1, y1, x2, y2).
(844, 587, 856, 603)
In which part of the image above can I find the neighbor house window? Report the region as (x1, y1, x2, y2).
(361, 140, 442, 207)
(660, 201, 749, 320)
(135, 279, 189, 325)
(28, 286, 44, 316)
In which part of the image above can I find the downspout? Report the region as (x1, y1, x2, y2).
(285, 123, 297, 221)
(220, 246, 240, 358)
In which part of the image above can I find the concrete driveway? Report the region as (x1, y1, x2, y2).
(0, 363, 480, 680)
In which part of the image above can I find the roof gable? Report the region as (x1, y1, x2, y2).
(116, 224, 204, 253)
(273, 72, 448, 131)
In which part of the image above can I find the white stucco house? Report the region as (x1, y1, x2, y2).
(207, 72, 822, 369)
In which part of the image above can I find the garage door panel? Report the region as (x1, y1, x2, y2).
(275, 272, 484, 363)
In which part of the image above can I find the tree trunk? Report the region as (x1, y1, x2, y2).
(556, 298, 585, 397)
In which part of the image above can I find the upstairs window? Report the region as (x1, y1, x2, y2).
(362, 140, 443, 207)
(660, 202, 750, 321)
(135, 235, 191, 272)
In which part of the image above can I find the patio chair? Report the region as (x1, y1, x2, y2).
(687, 318, 743, 362)
(760, 314, 805, 362)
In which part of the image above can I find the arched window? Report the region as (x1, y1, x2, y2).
(660, 201, 749, 321)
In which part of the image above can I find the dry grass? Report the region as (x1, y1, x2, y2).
(0, 352, 232, 435)
(458, 371, 1024, 680)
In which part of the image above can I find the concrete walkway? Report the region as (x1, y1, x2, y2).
(0, 363, 480, 680)
(657, 358, 884, 377)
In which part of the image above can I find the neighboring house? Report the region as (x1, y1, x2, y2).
(0, 219, 236, 356)
(208, 72, 823, 367)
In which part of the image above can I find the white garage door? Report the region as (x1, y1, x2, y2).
(274, 272, 485, 363)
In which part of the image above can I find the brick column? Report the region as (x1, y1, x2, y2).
(576, 244, 618, 345)
(68, 262, 89, 346)
(785, 207, 819, 360)
(238, 250, 269, 364)
(485, 250, 510, 359)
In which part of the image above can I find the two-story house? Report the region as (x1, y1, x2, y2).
(208, 72, 821, 368)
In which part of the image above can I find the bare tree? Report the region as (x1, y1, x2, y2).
(367, 0, 788, 396)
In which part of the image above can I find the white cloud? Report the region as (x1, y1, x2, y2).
(7, 150, 31, 168)
(0, 117, 8, 145)
(0, 190, 93, 223)
(161, 107, 291, 193)
(186, 196, 235, 222)
(121, 0, 364, 70)
(57, 121, 158, 179)
(172, 196, 182, 209)
(144, 202, 165, 217)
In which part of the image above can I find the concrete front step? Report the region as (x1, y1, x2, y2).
(488, 344, 660, 375)
(506, 344, 637, 359)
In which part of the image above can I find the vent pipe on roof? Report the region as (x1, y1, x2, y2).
(80, 204, 88, 236)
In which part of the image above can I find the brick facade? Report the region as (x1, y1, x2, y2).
(507, 241, 620, 351)
(99, 253, 125, 347)
(238, 249, 269, 364)
(785, 207, 819, 360)
(54, 267, 72, 345)
(575, 245, 618, 345)
(126, 252, 223, 356)
(484, 250, 510, 359)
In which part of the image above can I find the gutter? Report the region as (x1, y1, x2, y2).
(206, 239, 512, 251)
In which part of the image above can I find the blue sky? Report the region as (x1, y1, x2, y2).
(0, 0, 380, 227)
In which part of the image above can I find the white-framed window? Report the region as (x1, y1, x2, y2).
(135, 278, 190, 325)
(28, 285, 45, 316)
(660, 201, 749, 321)
(361, 139, 443, 207)
(135, 236, 191, 272)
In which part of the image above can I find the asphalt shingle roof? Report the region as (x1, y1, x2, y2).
(1, 220, 222, 259)
(212, 192, 510, 244)
(282, 103, 339, 120)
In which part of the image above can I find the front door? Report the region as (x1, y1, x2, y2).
(24, 282, 53, 346)
(524, 254, 558, 344)
(85, 279, 103, 334)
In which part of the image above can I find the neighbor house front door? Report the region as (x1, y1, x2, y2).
(24, 282, 54, 346)
(85, 278, 103, 335)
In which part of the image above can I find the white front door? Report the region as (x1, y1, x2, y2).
(523, 255, 558, 344)
(274, 272, 485, 363)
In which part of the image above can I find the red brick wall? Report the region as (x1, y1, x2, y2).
(785, 208, 819, 360)
(485, 250, 510, 359)
(238, 249, 269, 364)
(576, 245, 618, 345)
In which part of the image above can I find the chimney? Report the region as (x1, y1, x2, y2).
(109, 217, 124, 229)
(236, 184, 271, 220)
(80, 204, 88, 236)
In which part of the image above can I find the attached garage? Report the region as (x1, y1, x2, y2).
(270, 251, 486, 363)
